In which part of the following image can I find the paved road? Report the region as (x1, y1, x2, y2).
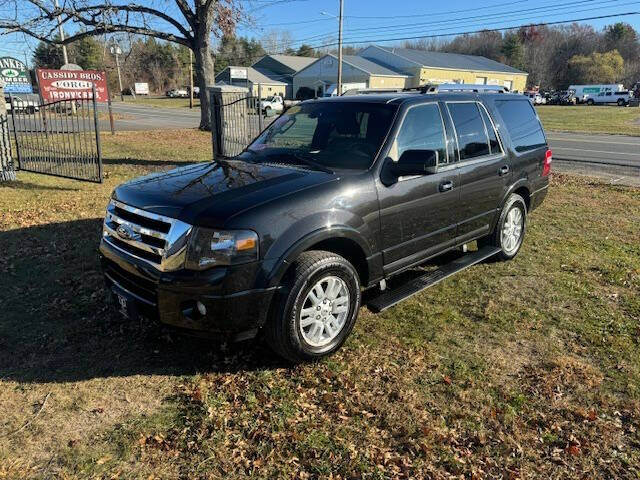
(547, 132, 640, 186)
(105, 102, 200, 130)
(547, 132, 640, 167)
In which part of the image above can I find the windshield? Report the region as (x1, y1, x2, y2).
(244, 101, 397, 171)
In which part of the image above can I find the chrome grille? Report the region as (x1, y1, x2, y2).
(102, 200, 192, 271)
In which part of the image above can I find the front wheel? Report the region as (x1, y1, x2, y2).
(586, 99, 595, 105)
(265, 251, 361, 363)
(479, 193, 527, 261)
(617, 98, 626, 107)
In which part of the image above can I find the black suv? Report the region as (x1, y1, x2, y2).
(100, 92, 551, 362)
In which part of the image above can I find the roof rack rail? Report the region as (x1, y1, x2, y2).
(406, 83, 510, 94)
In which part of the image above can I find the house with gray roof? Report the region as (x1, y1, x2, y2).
(215, 65, 288, 99)
(293, 54, 408, 98)
(358, 45, 528, 92)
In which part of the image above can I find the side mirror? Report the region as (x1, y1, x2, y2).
(391, 149, 438, 177)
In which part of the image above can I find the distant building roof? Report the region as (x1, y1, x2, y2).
(215, 66, 287, 85)
(342, 55, 407, 76)
(264, 54, 317, 72)
(370, 46, 527, 74)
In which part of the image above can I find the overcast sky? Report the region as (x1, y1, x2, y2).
(1, 0, 638, 65)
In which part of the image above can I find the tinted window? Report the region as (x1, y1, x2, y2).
(392, 103, 447, 164)
(248, 102, 397, 170)
(447, 102, 490, 160)
(478, 105, 501, 154)
(495, 100, 546, 153)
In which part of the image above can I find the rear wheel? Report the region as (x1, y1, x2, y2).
(586, 99, 595, 105)
(265, 251, 361, 363)
(479, 193, 527, 261)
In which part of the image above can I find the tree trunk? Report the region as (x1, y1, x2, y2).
(193, 6, 216, 131)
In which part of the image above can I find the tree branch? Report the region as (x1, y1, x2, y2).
(60, 4, 194, 42)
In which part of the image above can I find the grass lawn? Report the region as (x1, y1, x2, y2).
(116, 95, 201, 109)
(536, 105, 640, 136)
(1, 130, 639, 478)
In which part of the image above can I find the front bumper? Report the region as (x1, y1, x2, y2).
(99, 239, 278, 340)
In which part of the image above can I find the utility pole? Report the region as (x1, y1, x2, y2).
(337, 0, 344, 96)
(110, 44, 124, 102)
(189, 49, 194, 109)
(53, 0, 69, 65)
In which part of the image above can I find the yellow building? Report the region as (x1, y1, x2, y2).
(358, 46, 528, 92)
(293, 54, 408, 98)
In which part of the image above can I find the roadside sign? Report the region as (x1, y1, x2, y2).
(36, 68, 109, 103)
(0, 57, 33, 94)
(134, 82, 149, 95)
(230, 68, 248, 80)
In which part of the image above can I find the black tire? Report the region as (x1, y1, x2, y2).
(264, 250, 361, 363)
(586, 99, 595, 106)
(617, 98, 626, 107)
(479, 193, 527, 261)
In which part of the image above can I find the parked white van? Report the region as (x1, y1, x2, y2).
(586, 90, 633, 106)
(569, 84, 623, 103)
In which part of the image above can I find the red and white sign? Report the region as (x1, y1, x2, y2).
(36, 68, 109, 103)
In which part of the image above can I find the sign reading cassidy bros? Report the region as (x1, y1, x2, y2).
(0, 57, 33, 93)
(36, 68, 109, 103)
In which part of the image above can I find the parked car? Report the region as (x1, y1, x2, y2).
(260, 95, 284, 114)
(100, 92, 551, 362)
(585, 90, 633, 106)
(525, 92, 545, 105)
(4, 95, 40, 113)
(166, 88, 188, 98)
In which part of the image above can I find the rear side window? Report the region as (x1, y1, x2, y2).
(447, 102, 490, 160)
(494, 100, 546, 153)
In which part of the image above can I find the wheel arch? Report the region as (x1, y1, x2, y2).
(265, 227, 372, 289)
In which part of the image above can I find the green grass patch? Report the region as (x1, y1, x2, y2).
(0, 131, 639, 478)
(536, 105, 640, 136)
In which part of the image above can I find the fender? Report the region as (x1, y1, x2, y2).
(262, 225, 375, 289)
(488, 177, 530, 232)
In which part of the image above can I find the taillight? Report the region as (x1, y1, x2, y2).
(543, 149, 552, 176)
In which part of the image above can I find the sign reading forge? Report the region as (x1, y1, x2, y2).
(0, 57, 33, 94)
(36, 68, 109, 103)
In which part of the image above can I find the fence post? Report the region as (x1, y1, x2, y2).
(92, 84, 103, 182)
(0, 80, 16, 182)
(258, 83, 263, 133)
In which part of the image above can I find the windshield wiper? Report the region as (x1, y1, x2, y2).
(283, 152, 334, 174)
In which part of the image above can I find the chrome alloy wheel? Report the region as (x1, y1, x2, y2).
(501, 206, 523, 254)
(299, 275, 350, 347)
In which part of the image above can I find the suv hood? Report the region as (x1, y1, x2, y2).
(112, 159, 335, 227)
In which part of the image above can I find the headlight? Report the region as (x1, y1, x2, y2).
(185, 228, 258, 270)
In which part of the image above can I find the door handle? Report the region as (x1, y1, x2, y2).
(499, 165, 510, 176)
(439, 180, 453, 192)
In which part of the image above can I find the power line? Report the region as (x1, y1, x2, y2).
(312, 11, 640, 48)
(335, 2, 640, 44)
(309, 0, 625, 37)
(248, 0, 637, 50)
(212, 10, 639, 69)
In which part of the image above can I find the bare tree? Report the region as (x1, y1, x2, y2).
(0, 0, 242, 130)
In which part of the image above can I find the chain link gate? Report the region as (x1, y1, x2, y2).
(9, 86, 103, 183)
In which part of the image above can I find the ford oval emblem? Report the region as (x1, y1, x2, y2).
(116, 224, 136, 241)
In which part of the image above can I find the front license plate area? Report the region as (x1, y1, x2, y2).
(111, 286, 139, 321)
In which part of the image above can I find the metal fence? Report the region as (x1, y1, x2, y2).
(9, 88, 102, 183)
(0, 111, 14, 181)
(209, 86, 275, 158)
